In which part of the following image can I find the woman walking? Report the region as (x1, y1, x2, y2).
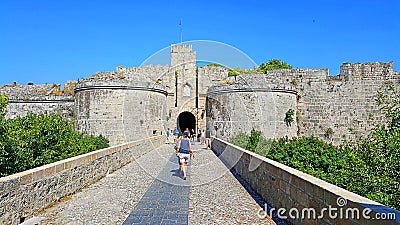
(176, 132, 194, 180)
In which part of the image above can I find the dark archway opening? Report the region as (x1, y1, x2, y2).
(178, 111, 196, 134)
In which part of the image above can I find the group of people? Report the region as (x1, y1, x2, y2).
(165, 127, 210, 148)
(165, 127, 211, 180)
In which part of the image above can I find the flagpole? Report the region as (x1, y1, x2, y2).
(180, 19, 182, 44)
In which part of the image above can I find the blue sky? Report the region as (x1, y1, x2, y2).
(0, 0, 399, 85)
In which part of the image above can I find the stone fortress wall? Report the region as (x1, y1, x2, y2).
(205, 62, 400, 143)
(116, 64, 171, 84)
(260, 62, 400, 144)
(1, 46, 399, 225)
(74, 72, 167, 146)
(0, 82, 75, 119)
(0, 44, 399, 146)
(206, 74, 298, 140)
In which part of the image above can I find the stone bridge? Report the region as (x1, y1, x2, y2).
(1, 136, 399, 225)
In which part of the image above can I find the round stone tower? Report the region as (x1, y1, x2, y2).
(206, 74, 298, 140)
(74, 72, 167, 146)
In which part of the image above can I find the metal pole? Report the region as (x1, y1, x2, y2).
(180, 19, 182, 44)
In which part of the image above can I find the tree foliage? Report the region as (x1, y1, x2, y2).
(0, 94, 109, 177)
(259, 59, 292, 73)
(0, 94, 8, 116)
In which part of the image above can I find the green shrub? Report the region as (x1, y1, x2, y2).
(259, 59, 293, 73)
(0, 99, 109, 177)
(229, 131, 398, 210)
(229, 86, 400, 210)
(284, 109, 294, 126)
(246, 129, 261, 151)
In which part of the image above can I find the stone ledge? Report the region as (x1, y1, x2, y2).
(0, 135, 164, 225)
(212, 138, 399, 225)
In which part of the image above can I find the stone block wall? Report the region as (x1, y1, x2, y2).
(340, 62, 395, 80)
(271, 64, 400, 144)
(197, 65, 229, 92)
(207, 74, 298, 140)
(297, 79, 395, 144)
(212, 138, 399, 225)
(5, 98, 75, 119)
(265, 68, 328, 83)
(233, 65, 400, 144)
(116, 65, 171, 83)
(0, 83, 75, 119)
(75, 77, 167, 146)
(0, 135, 164, 225)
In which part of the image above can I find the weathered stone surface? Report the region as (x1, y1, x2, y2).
(211, 138, 399, 225)
(74, 77, 168, 146)
(1, 45, 399, 146)
(0, 83, 75, 119)
(35, 141, 276, 225)
(207, 75, 298, 140)
(0, 135, 164, 225)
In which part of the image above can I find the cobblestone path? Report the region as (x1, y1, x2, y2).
(122, 153, 190, 225)
(36, 142, 275, 225)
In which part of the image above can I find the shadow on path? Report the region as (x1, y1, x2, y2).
(123, 152, 190, 225)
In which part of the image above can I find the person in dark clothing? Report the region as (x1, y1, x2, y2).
(176, 132, 193, 180)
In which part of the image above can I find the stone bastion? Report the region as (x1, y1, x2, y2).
(206, 74, 298, 140)
(74, 72, 167, 146)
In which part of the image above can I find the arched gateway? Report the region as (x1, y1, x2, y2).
(177, 111, 196, 133)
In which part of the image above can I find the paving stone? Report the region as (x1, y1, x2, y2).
(37, 142, 282, 224)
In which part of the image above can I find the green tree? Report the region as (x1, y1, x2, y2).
(259, 59, 292, 73)
(352, 85, 400, 209)
(246, 129, 261, 151)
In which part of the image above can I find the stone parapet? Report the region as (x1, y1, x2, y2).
(0, 83, 73, 100)
(339, 62, 395, 80)
(0, 135, 164, 225)
(211, 138, 400, 225)
(75, 78, 167, 96)
(265, 68, 328, 81)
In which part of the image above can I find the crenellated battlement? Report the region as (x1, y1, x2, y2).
(171, 44, 192, 53)
(0, 82, 76, 119)
(197, 65, 228, 79)
(339, 61, 395, 80)
(0, 82, 75, 100)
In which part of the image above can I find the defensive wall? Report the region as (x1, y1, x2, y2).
(264, 62, 400, 144)
(0, 135, 164, 225)
(1, 61, 399, 146)
(75, 72, 167, 146)
(0, 83, 75, 120)
(206, 62, 400, 145)
(206, 74, 298, 140)
(212, 138, 400, 225)
(1, 56, 400, 224)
